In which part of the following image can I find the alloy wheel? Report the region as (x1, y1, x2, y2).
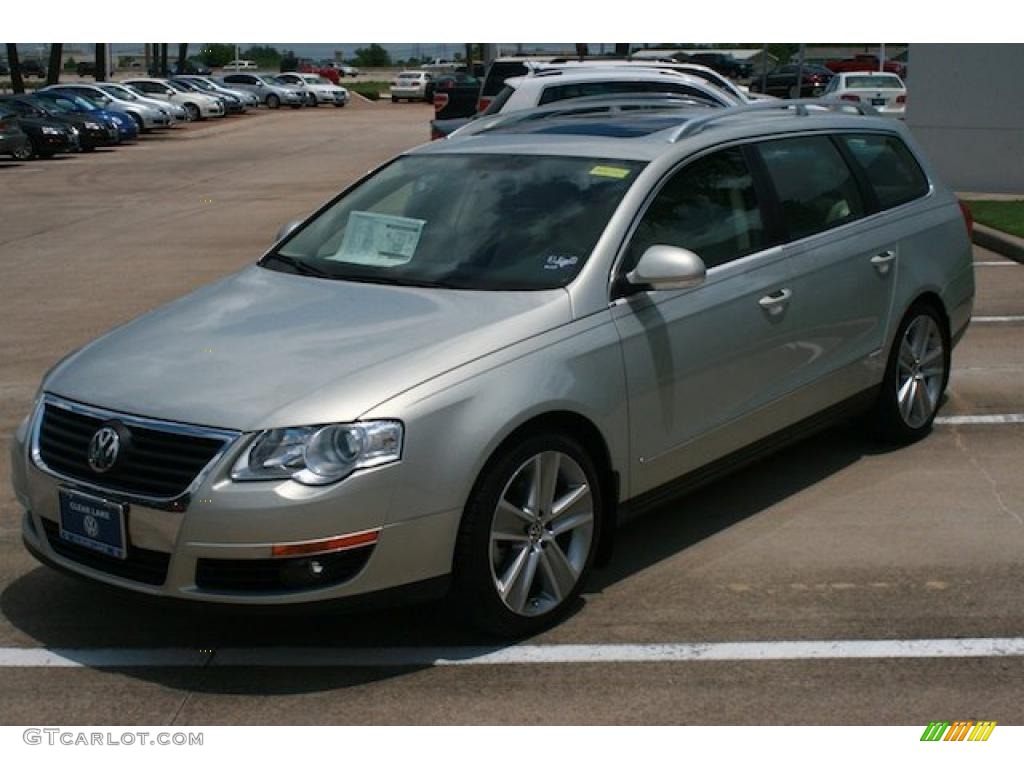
(489, 451, 594, 617)
(896, 314, 945, 428)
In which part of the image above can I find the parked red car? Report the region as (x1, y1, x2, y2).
(299, 61, 341, 84)
(825, 54, 906, 78)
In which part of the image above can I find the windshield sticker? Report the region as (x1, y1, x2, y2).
(332, 211, 426, 267)
(544, 255, 579, 270)
(589, 165, 631, 180)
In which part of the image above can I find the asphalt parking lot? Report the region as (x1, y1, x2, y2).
(1, 100, 1022, 725)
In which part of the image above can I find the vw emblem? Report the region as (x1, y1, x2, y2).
(83, 515, 100, 538)
(87, 426, 120, 473)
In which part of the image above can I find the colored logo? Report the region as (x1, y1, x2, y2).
(920, 721, 996, 741)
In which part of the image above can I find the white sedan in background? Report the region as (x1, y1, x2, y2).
(122, 78, 225, 121)
(823, 71, 907, 119)
(277, 73, 349, 107)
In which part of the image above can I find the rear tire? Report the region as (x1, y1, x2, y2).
(452, 433, 601, 637)
(870, 302, 950, 443)
(12, 141, 34, 160)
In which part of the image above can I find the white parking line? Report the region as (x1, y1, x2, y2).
(935, 413, 1024, 425)
(974, 261, 1020, 266)
(2, 638, 1024, 668)
(973, 316, 1024, 323)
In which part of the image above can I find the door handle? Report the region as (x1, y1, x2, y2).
(758, 288, 792, 316)
(870, 250, 897, 275)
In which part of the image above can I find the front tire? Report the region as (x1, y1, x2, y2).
(453, 433, 601, 637)
(267, 94, 280, 109)
(184, 103, 201, 121)
(12, 141, 34, 160)
(871, 302, 950, 442)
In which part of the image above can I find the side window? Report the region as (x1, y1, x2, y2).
(839, 134, 930, 210)
(223, 75, 240, 84)
(755, 136, 864, 240)
(623, 147, 766, 273)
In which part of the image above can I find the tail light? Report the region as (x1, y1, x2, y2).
(896, 94, 906, 104)
(840, 94, 861, 102)
(433, 92, 449, 112)
(958, 201, 974, 237)
(477, 96, 492, 113)
(430, 126, 444, 141)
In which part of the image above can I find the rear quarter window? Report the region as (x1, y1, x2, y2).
(482, 62, 529, 97)
(839, 134, 930, 210)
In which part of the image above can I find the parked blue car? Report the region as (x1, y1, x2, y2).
(39, 90, 139, 142)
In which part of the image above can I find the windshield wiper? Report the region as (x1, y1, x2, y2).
(340, 275, 462, 289)
(263, 252, 334, 278)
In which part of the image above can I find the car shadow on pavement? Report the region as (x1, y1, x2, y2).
(1, 420, 902, 695)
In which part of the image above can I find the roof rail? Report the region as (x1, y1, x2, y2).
(451, 94, 715, 138)
(668, 98, 877, 142)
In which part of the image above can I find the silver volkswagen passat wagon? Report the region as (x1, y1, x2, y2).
(12, 100, 974, 636)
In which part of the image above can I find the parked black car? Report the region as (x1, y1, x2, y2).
(174, 58, 212, 76)
(76, 61, 96, 77)
(749, 64, 835, 99)
(20, 59, 47, 78)
(432, 72, 481, 120)
(0, 108, 77, 158)
(687, 52, 750, 79)
(0, 95, 118, 151)
(0, 105, 32, 160)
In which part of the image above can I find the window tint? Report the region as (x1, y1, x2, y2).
(839, 134, 929, 209)
(624, 147, 765, 272)
(481, 85, 515, 115)
(756, 136, 864, 239)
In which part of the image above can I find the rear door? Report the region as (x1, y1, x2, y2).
(749, 133, 902, 398)
(611, 145, 806, 494)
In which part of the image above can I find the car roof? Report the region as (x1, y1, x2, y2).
(410, 101, 910, 163)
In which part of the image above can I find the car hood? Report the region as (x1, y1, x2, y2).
(45, 266, 572, 431)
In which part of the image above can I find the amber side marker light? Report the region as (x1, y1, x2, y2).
(272, 529, 381, 558)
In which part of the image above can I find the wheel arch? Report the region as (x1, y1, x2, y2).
(463, 409, 619, 568)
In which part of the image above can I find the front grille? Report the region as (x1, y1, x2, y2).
(37, 401, 228, 499)
(42, 518, 170, 585)
(196, 547, 373, 593)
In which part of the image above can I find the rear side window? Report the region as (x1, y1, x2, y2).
(624, 147, 766, 272)
(755, 136, 864, 240)
(839, 134, 929, 210)
(481, 85, 516, 115)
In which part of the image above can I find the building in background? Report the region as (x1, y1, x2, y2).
(906, 44, 1024, 193)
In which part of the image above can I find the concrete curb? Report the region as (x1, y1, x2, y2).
(972, 223, 1024, 265)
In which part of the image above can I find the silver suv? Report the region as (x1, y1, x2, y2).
(12, 101, 973, 636)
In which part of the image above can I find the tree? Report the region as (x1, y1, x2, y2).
(94, 44, 107, 82)
(353, 44, 392, 67)
(197, 44, 236, 68)
(5, 44, 25, 93)
(46, 44, 63, 85)
(242, 46, 282, 68)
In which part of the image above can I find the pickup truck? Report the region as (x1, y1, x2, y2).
(432, 72, 481, 121)
(825, 54, 906, 78)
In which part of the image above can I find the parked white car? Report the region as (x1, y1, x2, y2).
(224, 60, 258, 71)
(391, 71, 434, 102)
(121, 78, 226, 121)
(277, 73, 349, 107)
(823, 72, 907, 119)
(485, 68, 738, 115)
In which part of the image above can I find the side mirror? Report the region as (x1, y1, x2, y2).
(626, 245, 706, 291)
(275, 218, 304, 242)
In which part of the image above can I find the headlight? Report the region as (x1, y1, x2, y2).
(84, 121, 102, 130)
(232, 421, 403, 486)
(42, 125, 61, 134)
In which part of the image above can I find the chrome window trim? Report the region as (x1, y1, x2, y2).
(30, 393, 241, 513)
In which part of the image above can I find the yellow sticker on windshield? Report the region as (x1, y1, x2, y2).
(589, 165, 631, 180)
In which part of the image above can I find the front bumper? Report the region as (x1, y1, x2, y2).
(11, 405, 459, 605)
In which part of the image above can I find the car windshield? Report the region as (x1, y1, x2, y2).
(304, 75, 327, 84)
(100, 85, 136, 101)
(266, 153, 646, 290)
(846, 75, 903, 89)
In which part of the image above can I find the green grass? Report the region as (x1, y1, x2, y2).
(965, 200, 1024, 239)
(343, 81, 392, 101)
